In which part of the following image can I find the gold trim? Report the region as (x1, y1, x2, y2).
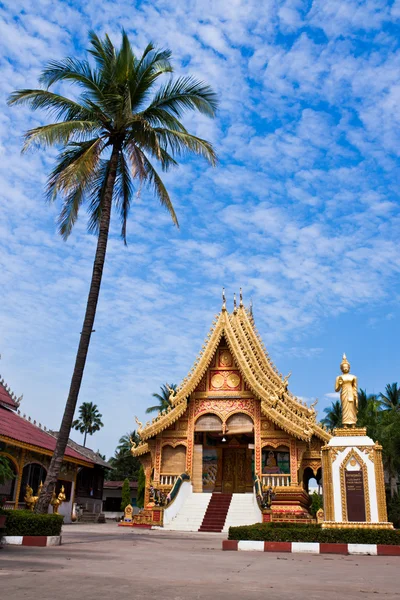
(333, 427, 367, 437)
(0, 435, 93, 468)
(321, 446, 334, 521)
(322, 521, 393, 530)
(339, 449, 370, 522)
(14, 449, 25, 509)
(374, 444, 388, 522)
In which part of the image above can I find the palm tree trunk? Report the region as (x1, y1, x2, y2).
(83, 431, 87, 447)
(35, 144, 120, 513)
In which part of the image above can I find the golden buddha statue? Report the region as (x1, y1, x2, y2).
(335, 354, 358, 427)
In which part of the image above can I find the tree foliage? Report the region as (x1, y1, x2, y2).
(72, 401, 104, 447)
(0, 456, 15, 486)
(120, 478, 131, 512)
(136, 465, 145, 509)
(145, 383, 177, 414)
(107, 431, 141, 481)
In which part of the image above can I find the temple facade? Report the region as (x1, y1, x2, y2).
(132, 298, 331, 527)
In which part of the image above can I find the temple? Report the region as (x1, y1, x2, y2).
(0, 373, 110, 522)
(132, 293, 331, 530)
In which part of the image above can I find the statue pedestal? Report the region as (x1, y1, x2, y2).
(321, 428, 392, 529)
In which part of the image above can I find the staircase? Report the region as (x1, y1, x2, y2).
(222, 493, 260, 532)
(163, 493, 212, 531)
(79, 509, 100, 523)
(199, 493, 232, 532)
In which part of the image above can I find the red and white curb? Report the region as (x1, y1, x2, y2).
(223, 540, 400, 556)
(1, 535, 62, 547)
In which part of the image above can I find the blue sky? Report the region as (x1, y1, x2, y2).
(1, 0, 400, 457)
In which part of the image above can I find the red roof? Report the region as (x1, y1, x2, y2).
(104, 480, 138, 489)
(0, 406, 93, 464)
(0, 381, 18, 409)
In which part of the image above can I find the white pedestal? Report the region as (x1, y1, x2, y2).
(321, 428, 391, 528)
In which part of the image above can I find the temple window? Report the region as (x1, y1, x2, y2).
(161, 445, 186, 474)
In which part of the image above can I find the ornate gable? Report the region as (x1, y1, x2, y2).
(133, 301, 330, 449)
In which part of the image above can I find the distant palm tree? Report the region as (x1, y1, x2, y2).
(9, 31, 217, 513)
(72, 402, 104, 447)
(357, 389, 381, 441)
(380, 383, 400, 411)
(321, 400, 342, 430)
(146, 383, 177, 414)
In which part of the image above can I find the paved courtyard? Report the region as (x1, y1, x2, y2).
(1, 523, 400, 600)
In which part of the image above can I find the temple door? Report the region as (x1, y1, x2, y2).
(222, 449, 247, 493)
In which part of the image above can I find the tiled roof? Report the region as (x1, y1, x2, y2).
(0, 406, 92, 464)
(55, 436, 112, 469)
(103, 480, 138, 489)
(0, 379, 19, 409)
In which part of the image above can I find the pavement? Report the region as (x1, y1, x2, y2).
(1, 523, 400, 600)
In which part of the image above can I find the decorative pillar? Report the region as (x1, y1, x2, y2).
(14, 449, 26, 509)
(374, 443, 388, 523)
(254, 401, 262, 477)
(290, 439, 298, 485)
(185, 400, 195, 477)
(153, 438, 162, 485)
(321, 445, 334, 521)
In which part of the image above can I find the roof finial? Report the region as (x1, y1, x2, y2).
(249, 298, 253, 317)
(239, 288, 243, 307)
(233, 292, 237, 313)
(222, 287, 226, 311)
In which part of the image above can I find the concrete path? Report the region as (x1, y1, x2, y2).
(1, 523, 399, 600)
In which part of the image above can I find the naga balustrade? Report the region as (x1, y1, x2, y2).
(262, 474, 291, 488)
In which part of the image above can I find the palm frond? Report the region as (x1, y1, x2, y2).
(114, 151, 134, 243)
(87, 159, 111, 234)
(39, 57, 103, 96)
(7, 89, 98, 122)
(141, 152, 178, 226)
(88, 31, 116, 78)
(47, 138, 104, 199)
(155, 128, 217, 165)
(148, 76, 218, 118)
(23, 121, 101, 151)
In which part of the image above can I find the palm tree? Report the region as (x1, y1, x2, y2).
(357, 389, 381, 440)
(380, 383, 400, 411)
(9, 31, 217, 513)
(321, 400, 342, 430)
(108, 430, 141, 480)
(146, 383, 177, 414)
(377, 410, 400, 497)
(72, 401, 104, 446)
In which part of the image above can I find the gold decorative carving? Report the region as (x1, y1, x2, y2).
(261, 439, 290, 449)
(374, 444, 389, 522)
(322, 521, 393, 530)
(339, 449, 370, 523)
(227, 373, 241, 388)
(321, 446, 334, 521)
(333, 427, 367, 437)
(211, 373, 224, 389)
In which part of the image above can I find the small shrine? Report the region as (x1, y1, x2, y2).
(321, 354, 392, 529)
(131, 292, 331, 529)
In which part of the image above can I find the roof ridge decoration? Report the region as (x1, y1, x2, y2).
(0, 374, 23, 408)
(133, 298, 331, 447)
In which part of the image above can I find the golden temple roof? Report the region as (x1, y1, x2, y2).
(132, 303, 330, 452)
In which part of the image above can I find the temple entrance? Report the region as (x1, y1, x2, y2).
(194, 412, 254, 493)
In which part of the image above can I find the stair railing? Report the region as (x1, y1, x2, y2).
(166, 473, 190, 506)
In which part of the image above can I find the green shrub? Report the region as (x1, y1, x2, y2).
(3, 510, 63, 536)
(228, 522, 400, 545)
(310, 492, 323, 517)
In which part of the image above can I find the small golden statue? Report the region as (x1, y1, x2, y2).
(335, 354, 358, 427)
(24, 482, 43, 511)
(124, 504, 133, 522)
(50, 486, 66, 514)
(316, 508, 324, 524)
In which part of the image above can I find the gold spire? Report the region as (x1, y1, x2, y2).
(222, 287, 226, 311)
(239, 287, 243, 307)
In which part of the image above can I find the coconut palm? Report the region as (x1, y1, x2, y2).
(72, 401, 104, 447)
(321, 400, 342, 430)
(380, 383, 400, 411)
(9, 31, 217, 512)
(357, 389, 381, 440)
(108, 430, 141, 480)
(146, 383, 177, 414)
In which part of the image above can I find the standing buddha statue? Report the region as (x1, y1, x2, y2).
(335, 354, 358, 427)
